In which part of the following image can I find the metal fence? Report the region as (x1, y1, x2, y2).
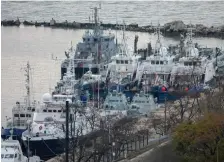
(93, 135, 169, 162)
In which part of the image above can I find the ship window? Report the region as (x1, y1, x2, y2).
(1, 154, 3, 159)
(184, 62, 188, 66)
(160, 61, 164, 64)
(53, 110, 57, 112)
(105, 38, 109, 41)
(26, 114, 31, 117)
(125, 60, 128, 64)
(193, 62, 197, 66)
(44, 117, 53, 122)
(5, 154, 14, 158)
(94, 38, 97, 42)
(121, 60, 124, 64)
(48, 110, 52, 112)
(156, 61, 159, 65)
(15, 154, 17, 158)
(43, 109, 47, 112)
(116, 60, 120, 64)
(87, 38, 90, 41)
(32, 108, 35, 112)
(189, 62, 192, 66)
(20, 114, 25, 117)
(151, 61, 155, 64)
(14, 114, 19, 117)
(63, 110, 66, 112)
(58, 110, 62, 112)
(83, 38, 85, 42)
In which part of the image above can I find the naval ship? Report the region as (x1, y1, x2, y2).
(61, 6, 119, 80)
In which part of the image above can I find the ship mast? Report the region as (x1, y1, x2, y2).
(155, 23, 162, 55)
(157, 24, 161, 45)
(90, 4, 102, 109)
(121, 21, 128, 56)
(186, 23, 194, 57)
(90, 4, 101, 36)
(70, 55, 75, 91)
(115, 9, 118, 46)
(24, 62, 31, 107)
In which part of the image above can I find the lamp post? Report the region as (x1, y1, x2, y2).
(112, 141, 115, 161)
(216, 136, 220, 162)
(217, 143, 219, 162)
(65, 100, 69, 162)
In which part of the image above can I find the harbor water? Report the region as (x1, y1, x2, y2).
(1, 1, 224, 124)
(2, 1, 224, 27)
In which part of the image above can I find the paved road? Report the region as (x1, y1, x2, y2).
(118, 140, 181, 162)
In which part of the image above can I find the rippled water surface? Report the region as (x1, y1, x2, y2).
(2, 1, 224, 26)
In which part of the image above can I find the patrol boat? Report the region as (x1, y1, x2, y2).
(130, 91, 157, 116)
(61, 6, 118, 80)
(170, 27, 216, 91)
(21, 93, 74, 160)
(135, 24, 175, 103)
(135, 24, 174, 88)
(2, 62, 37, 140)
(105, 23, 142, 93)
